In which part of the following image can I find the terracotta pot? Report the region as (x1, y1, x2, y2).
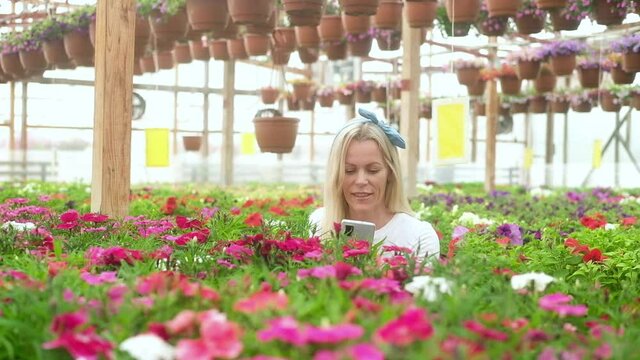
(337, 92, 355, 105)
(571, 100, 592, 113)
(405, 0, 437, 28)
(298, 47, 319, 64)
(445, 22, 472, 37)
(355, 88, 372, 103)
(272, 48, 292, 65)
(295, 26, 320, 48)
(339, 0, 380, 16)
(592, 0, 625, 26)
(318, 93, 335, 107)
(348, 37, 373, 57)
(1, 53, 26, 78)
(445, 0, 480, 23)
(243, 34, 270, 56)
(511, 101, 529, 114)
(421, 104, 433, 119)
(154, 36, 176, 52)
(467, 79, 486, 97)
(372, 87, 387, 102)
(135, 16, 152, 58)
(551, 99, 570, 113)
(209, 40, 230, 60)
(283, 0, 323, 26)
(19, 49, 47, 72)
(63, 30, 94, 67)
(529, 96, 548, 113)
(478, 17, 508, 36)
(600, 91, 621, 112)
(517, 60, 541, 80)
(227, 0, 274, 25)
(550, 54, 576, 76)
(286, 95, 300, 110)
(183, 135, 202, 151)
(140, 55, 157, 73)
(456, 67, 481, 86)
(253, 112, 300, 153)
(186, 0, 229, 32)
(474, 102, 486, 116)
(622, 52, 640, 73)
(486, 0, 520, 17)
(376, 31, 401, 51)
(499, 76, 521, 95)
(550, 11, 580, 31)
(342, 14, 371, 34)
(325, 41, 347, 61)
(148, 10, 189, 44)
(227, 38, 248, 59)
(631, 92, 640, 110)
(537, 0, 566, 10)
(611, 66, 635, 85)
(318, 16, 345, 43)
(534, 69, 556, 93)
(173, 43, 193, 63)
(245, 10, 276, 35)
(273, 28, 297, 52)
(515, 13, 545, 34)
(391, 86, 401, 99)
(42, 39, 70, 66)
(300, 96, 316, 111)
(213, 20, 239, 39)
(578, 67, 601, 88)
(154, 50, 175, 69)
(190, 39, 211, 60)
(374, 0, 403, 30)
(292, 82, 313, 101)
(261, 87, 280, 104)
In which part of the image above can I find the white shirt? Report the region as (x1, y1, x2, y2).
(309, 207, 441, 260)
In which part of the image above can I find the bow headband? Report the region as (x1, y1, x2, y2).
(352, 108, 406, 149)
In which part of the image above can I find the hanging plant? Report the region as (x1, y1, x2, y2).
(452, 58, 485, 86)
(435, 5, 472, 37)
(600, 84, 630, 112)
(550, 0, 590, 31)
(515, 0, 546, 34)
(602, 53, 636, 84)
(576, 56, 602, 88)
(545, 90, 571, 113)
(507, 46, 544, 79)
(611, 33, 640, 72)
(569, 88, 596, 112)
(346, 30, 374, 57)
(497, 63, 522, 95)
(591, 0, 630, 26)
(539, 39, 587, 76)
(477, 1, 510, 37)
(317, 86, 336, 107)
(137, 0, 186, 18)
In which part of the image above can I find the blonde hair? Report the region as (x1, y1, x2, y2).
(320, 119, 412, 236)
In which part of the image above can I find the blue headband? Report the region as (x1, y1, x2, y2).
(355, 108, 406, 149)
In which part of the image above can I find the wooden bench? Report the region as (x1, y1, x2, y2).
(0, 161, 56, 182)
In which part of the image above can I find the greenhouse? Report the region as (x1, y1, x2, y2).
(0, 0, 639, 359)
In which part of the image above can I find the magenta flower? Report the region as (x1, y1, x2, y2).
(298, 265, 337, 279)
(347, 343, 384, 360)
(80, 213, 109, 223)
(306, 323, 364, 344)
(80, 271, 117, 285)
(234, 285, 288, 314)
(43, 310, 113, 360)
(376, 307, 434, 346)
(539, 293, 588, 317)
(257, 317, 307, 346)
(463, 320, 509, 342)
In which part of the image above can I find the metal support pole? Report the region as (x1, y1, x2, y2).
(562, 111, 568, 187)
(544, 107, 554, 187)
(202, 61, 210, 159)
(614, 111, 620, 187)
(21, 81, 28, 181)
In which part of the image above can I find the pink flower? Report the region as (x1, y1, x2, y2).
(297, 265, 336, 279)
(198, 310, 243, 358)
(376, 308, 434, 346)
(50, 311, 87, 334)
(257, 317, 307, 346)
(166, 310, 198, 335)
(348, 343, 384, 360)
(306, 323, 364, 344)
(80, 213, 109, 223)
(59, 209, 79, 223)
(226, 244, 254, 261)
(463, 320, 509, 342)
(234, 286, 288, 314)
(80, 271, 118, 285)
(43, 327, 113, 360)
(539, 293, 588, 317)
(334, 262, 363, 280)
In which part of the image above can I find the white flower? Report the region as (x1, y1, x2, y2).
(530, 187, 553, 198)
(604, 223, 619, 230)
(1, 221, 36, 232)
(405, 275, 453, 302)
(119, 334, 175, 360)
(510, 272, 555, 292)
(457, 212, 494, 227)
(451, 205, 459, 214)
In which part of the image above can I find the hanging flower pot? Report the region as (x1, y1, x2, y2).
(550, 11, 580, 31)
(183, 135, 202, 151)
(339, 0, 380, 16)
(474, 101, 486, 116)
(135, 16, 152, 58)
(478, 17, 508, 37)
(212, 20, 239, 39)
(273, 28, 297, 52)
(337, 90, 355, 105)
(342, 14, 372, 34)
(295, 26, 320, 48)
(445, 0, 480, 24)
(283, 0, 324, 26)
(529, 96, 548, 113)
(43, 39, 71, 67)
(149, 9, 189, 45)
(19, 49, 47, 73)
(271, 47, 292, 65)
(300, 96, 317, 111)
(355, 84, 373, 103)
(592, 0, 626, 26)
(253, 109, 300, 153)
(318, 92, 335, 107)
(600, 90, 622, 112)
(499, 76, 522, 95)
(245, 10, 276, 35)
(376, 30, 401, 51)
(292, 81, 314, 101)
(243, 34, 270, 56)
(551, 98, 570, 113)
(622, 52, 640, 73)
(227, 38, 248, 59)
(186, 0, 229, 32)
(64, 30, 94, 67)
(571, 99, 592, 112)
(421, 102, 433, 119)
(405, 0, 437, 28)
(456, 66, 482, 86)
(486, 0, 520, 17)
(537, 0, 567, 10)
(373, 0, 403, 30)
(511, 100, 529, 113)
(534, 65, 556, 93)
(515, 12, 545, 35)
(347, 35, 373, 57)
(318, 15, 345, 43)
(445, 23, 472, 37)
(550, 54, 576, 76)
(1, 52, 26, 78)
(577, 65, 601, 88)
(209, 40, 230, 60)
(517, 60, 541, 79)
(298, 47, 319, 64)
(611, 66, 635, 84)
(140, 54, 157, 73)
(325, 41, 347, 61)
(467, 79, 486, 97)
(631, 91, 640, 110)
(154, 50, 175, 70)
(372, 86, 387, 102)
(260, 87, 280, 104)
(227, 0, 274, 26)
(173, 42, 193, 63)
(286, 93, 300, 110)
(189, 39, 210, 60)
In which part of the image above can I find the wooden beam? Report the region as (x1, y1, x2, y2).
(240, 58, 311, 77)
(221, 59, 235, 186)
(485, 36, 498, 193)
(91, 0, 135, 217)
(423, 39, 489, 58)
(400, 21, 421, 197)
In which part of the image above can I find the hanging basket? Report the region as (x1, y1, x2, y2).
(318, 15, 344, 43)
(273, 28, 297, 52)
(243, 34, 270, 56)
(173, 42, 193, 63)
(372, 87, 387, 102)
(42, 39, 70, 66)
(1, 52, 26, 78)
(140, 55, 157, 73)
(550, 11, 580, 31)
(253, 109, 300, 153)
(347, 37, 373, 57)
(537, 0, 567, 10)
(405, 0, 437, 28)
(154, 50, 175, 70)
(19, 49, 47, 73)
(283, 0, 324, 26)
(300, 96, 316, 111)
(227, 0, 274, 26)
(486, 0, 520, 17)
(376, 32, 401, 51)
(466, 79, 486, 97)
(135, 16, 151, 59)
(271, 47, 292, 65)
(287, 95, 301, 110)
(622, 52, 640, 73)
(292, 82, 313, 101)
(295, 26, 320, 48)
(551, 99, 570, 113)
(342, 14, 371, 34)
(227, 38, 248, 60)
(517, 60, 541, 79)
(186, 0, 229, 32)
(63, 30, 94, 67)
(550, 54, 576, 76)
(499, 76, 521, 95)
(373, 0, 403, 30)
(515, 13, 545, 34)
(445, 23, 472, 37)
(318, 93, 335, 107)
(600, 91, 622, 112)
(298, 47, 319, 64)
(456, 67, 481, 86)
(149, 10, 189, 45)
(511, 101, 529, 114)
(445, 0, 480, 24)
(209, 40, 230, 60)
(478, 18, 508, 37)
(337, 92, 355, 105)
(355, 88, 372, 103)
(260, 87, 280, 104)
(325, 41, 347, 61)
(529, 96, 548, 113)
(183, 135, 202, 151)
(592, 0, 626, 26)
(578, 67, 601, 88)
(611, 66, 636, 84)
(571, 99, 592, 113)
(534, 69, 556, 93)
(339, 0, 380, 16)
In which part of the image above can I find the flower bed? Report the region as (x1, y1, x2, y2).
(0, 182, 639, 359)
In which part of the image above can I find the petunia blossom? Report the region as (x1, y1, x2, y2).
(376, 307, 434, 346)
(539, 293, 588, 317)
(405, 275, 453, 302)
(119, 333, 175, 360)
(510, 272, 555, 292)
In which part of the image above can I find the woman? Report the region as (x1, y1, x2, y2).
(310, 109, 440, 259)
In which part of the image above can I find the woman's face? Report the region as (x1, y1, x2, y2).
(341, 139, 389, 215)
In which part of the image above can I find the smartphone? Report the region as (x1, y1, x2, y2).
(341, 219, 376, 242)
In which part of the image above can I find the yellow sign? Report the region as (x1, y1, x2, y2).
(241, 132, 257, 155)
(434, 100, 467, 164)
(145, 128, 170, 167)
(592, 139, 602, 169)
(524, 148, 533, 170)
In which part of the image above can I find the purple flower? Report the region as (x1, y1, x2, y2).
(611, 33, 640, 54)
(539, 293, 588, 317)
(540, 40, 587, 58)
(496, 223, 523, 246)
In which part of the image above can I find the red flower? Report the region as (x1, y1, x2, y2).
(176, 216, 202, 229)
(80, 213, 109, 223)
(161, 197, 178, 215)
(564, 238, 580, 248)
(242, 199, 255, 208)
(376, 308, 434, 346)
(580, 213, 607, 230)
(269, 206, 287, 216)
(447, 238, 461, 259)
(622, 216, 637, 227)
(244, 212, 263, 227)
(463, 320, 508, 342)
(583, 248, 606, 263)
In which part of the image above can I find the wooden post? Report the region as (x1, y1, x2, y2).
(484, 37, 498, 193)
(400, 21, 421, 197)
(221, 59, 235, 186)
(91, 0, 135, 217)
(544, 107, 554, 186)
